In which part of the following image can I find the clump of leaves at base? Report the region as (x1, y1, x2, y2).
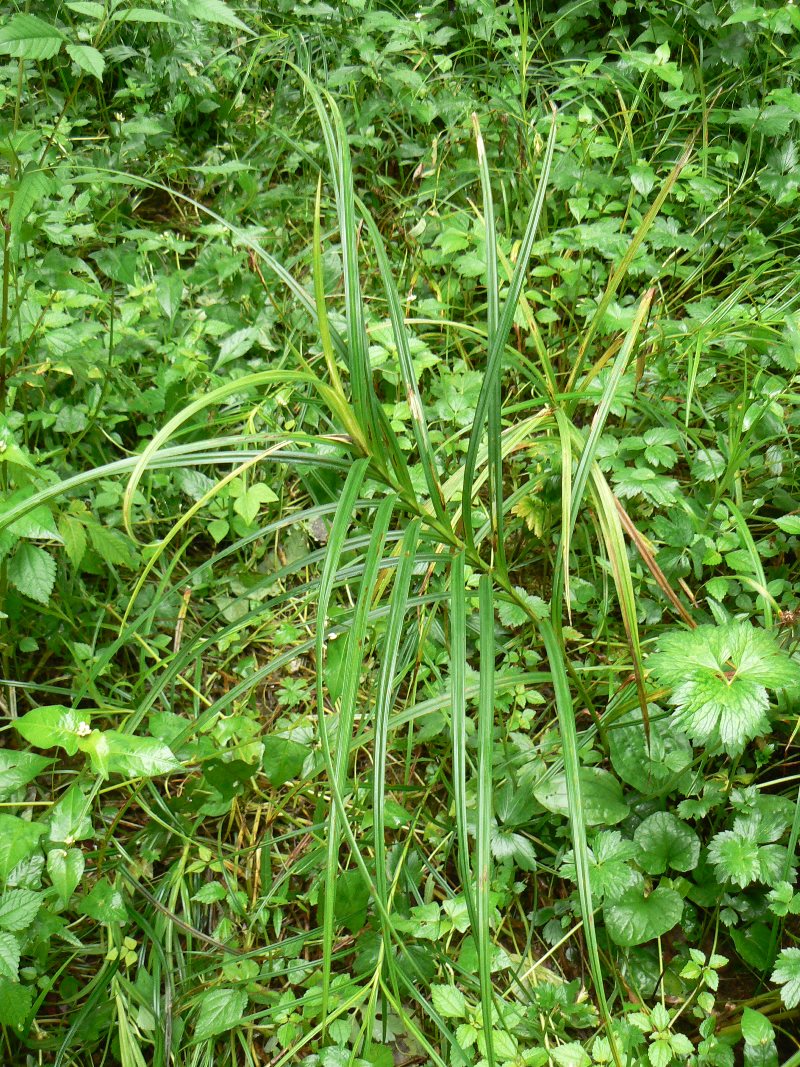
(648, 622, 800, 754)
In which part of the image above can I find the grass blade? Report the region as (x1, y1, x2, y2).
(477, 573, 497, 1067)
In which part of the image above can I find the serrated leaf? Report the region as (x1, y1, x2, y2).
(634, 812, 700, 874)
(66, 1, 105, 15)
(191, 882, 226, 903)
(0, 751, 52, 800)
(65, 42, 105, 79)
(194, 987, 248, 1040)
(14, 706, 91, 756)
(58, 515, 87, 568)
(7, 543, 55, 604)
(47, 849, 85, 905)
(772, 947, 800, 1008)
(78, 877, 127, 923)
(648, 622, 800, 754)
(0, 14, 65, 60)
(776, 515, 800, 534)
(0, 815, 45, 881)
(431, 983, 467, 1019)
(0, 932, 21, 980)
(0, 889, 42, 931)
(0, 976, 33, 1028)
(86, 523, 138, 567)
(604, 886, 683, 946)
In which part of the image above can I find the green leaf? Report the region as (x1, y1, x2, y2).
(48, 784, 94, 844)
(194, 987, 248, 1041)
(648, 622, 800, 754)
(7, 543, 56, 604)
(634, 812, 700, 874)
(0, 976, 33, 1029)
(333, 868, 369, 934)
(9, 167, 53, 242)
(110, 8, 178, 23)
(609, 706, 692, 795)
(603, 886, 683, 947)
(0, 815, 45, 881)
(261, 736, 309, 787)
(86, 523, 138, 568)
(0, 889, 42, 932)
(58, 515, 87, 568)
(78, 877, 127, 923)
(14, 706, 91, 756)
(66, 2, 105, 16)
(191, 882, 226, 904)
(431, 983, 467, 1020)
(741, 1007, 774, 1046)
(47, 849, 85, 905)
(186, 0, 253, 32)
(0, 14, 65, 60)
(65, 42, 105, 79)
(0, 933, 21, 980)
(772, 947, 800, 1009)
(95, 732, 182, 779)
(775, 515, 800, 535)
(0, 751, 52, 800)
(534, 767, 629, 826)
(232, 482, 277, 526)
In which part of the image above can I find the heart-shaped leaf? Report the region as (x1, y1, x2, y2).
(634, 812, 700, 874)
(604, 886, 684, 946)
(534, 767, 629, 826)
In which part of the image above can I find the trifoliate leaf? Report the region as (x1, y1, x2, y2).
(772, 947, 800, 1009)
(634, 812, 700, 874)
(603, 886, 683, 947)
(648, 622, 800, 754)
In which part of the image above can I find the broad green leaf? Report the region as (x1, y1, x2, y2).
(193, 987, 248, 1041)
(648, 622, 800, 754)
(332, 868, 369, 934)
(47, 849, 85, 905)
(10, 168, 53, 237)
(191, 882, 226, 904)
(110, 8, 178, 22)
(741, 1007, 774, 1046)
(187, 0, 253, 32)
(775, 515, 800, 534)
(609, 706, 692, 795)
(232, 482, 277, 526)
(0, 976, 33, 1029)
(66, 1, 105, 15)
(97, 732, 182, 779)
(0, 14, 65, 59)
(604, 886, 683, 946)
(772, 947, 800, 1009)
(261, 736, 309, 787)
(48, 785, 94, 844)
(66, 42, 105, 79)
(431, 984, 467, 1020)
(14, 706, 91, 756)
(0, 933, 21, 980)
(0, 816, 45, 881)
(634, 812, 700, 874)
(7, 543, 56, 604)
(79, 877, 127, 923)
(86, 523, 138, 567)
(0, 751, 52, 800)
(534, 767, 629, 826)
(0, 890, 42, 932)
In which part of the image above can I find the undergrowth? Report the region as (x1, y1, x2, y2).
(1, 2, 800, 1066)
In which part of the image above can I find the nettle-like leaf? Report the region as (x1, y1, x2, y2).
(772, 947, 800, 1009)
(648, 622, 800, 754)
(708, 812, 794, 889)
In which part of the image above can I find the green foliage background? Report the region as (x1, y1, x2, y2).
(1, 1, 800, 1065)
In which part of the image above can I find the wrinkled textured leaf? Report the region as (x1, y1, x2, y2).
(7, 544, 56, 604)
(194, 987, 248, 1040)
(604, 886, 683, 946)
